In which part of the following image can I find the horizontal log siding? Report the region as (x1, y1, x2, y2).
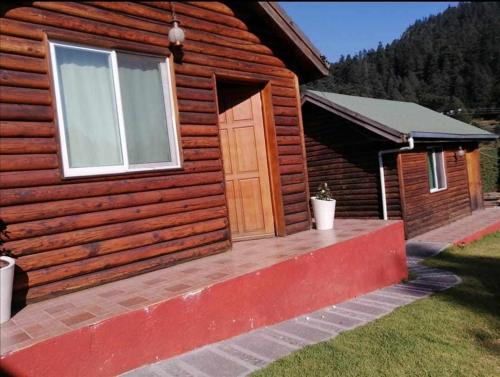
(0, 2, 309, 302)
(303, 105, 402, 220)
(399, 145, 472, 238)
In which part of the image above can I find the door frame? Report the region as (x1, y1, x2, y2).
(465, 146, 484, 211)
(213, 73, 286, 242)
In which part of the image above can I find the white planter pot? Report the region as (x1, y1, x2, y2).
(0, 256, 15, 324)
(311, 197, 336, 230)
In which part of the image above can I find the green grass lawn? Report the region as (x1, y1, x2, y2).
(252, 232, 500, 377)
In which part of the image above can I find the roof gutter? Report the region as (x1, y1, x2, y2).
(378, 136, 414, 221)
(410, 131, 498, 141)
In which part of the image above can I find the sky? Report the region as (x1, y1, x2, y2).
(280, 2, 458, 63)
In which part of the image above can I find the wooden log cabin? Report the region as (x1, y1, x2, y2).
(302, 90, 498, 239)
(0, 2, 329, 303)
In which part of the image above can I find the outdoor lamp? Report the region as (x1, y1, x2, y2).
(456, 146, 465, 158)
(168, 19, 185, 46)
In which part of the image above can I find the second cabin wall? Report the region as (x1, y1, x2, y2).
(303, 104, 402, 220)
(0, 1, 310, 302)
(399, 144, 473, 238)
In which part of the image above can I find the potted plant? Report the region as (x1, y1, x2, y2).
(311, 182, 336, 230)
(0, 219, 15, 324)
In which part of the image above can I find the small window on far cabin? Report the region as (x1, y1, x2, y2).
(49, 41, 181, 178)
(427, 147, 447, 192)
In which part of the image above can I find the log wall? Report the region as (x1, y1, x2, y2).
(399, 145, 473, 238)
(0, 1, 311, 302)
(303, 104, 402, 219)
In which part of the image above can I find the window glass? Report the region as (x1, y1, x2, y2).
(51, 42, 181, 177)
(435, 150, 446, 189)
(55, 46, 122, 168)
(427, 148, 446, 191)
(427, 150, 437, 190)
(117, 53, 172, 165)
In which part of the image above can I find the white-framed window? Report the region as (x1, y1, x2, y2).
(427, 147, 447, 192)
(49, 41, 181, 178)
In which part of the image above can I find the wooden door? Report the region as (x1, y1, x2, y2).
(466, 149, 484, 211)
(218, 84, 275, 240)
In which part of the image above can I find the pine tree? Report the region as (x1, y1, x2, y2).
(306, 2, 500, 116)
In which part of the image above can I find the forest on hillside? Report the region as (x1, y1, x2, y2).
(305, 2, 500, 122)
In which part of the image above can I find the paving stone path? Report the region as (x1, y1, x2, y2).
(123, 242, 461, 377)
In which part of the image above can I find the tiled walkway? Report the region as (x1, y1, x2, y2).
(410, 207, 499, 245)
(406, 208, 499, 259)
(122, 242, 460, 377)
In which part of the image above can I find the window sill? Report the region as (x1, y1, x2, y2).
(60, 163, 184, 180)
(429, 187, 447, 194)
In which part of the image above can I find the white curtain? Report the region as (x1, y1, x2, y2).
(56, 46, 122, 168)
(117, 53, 172, 164)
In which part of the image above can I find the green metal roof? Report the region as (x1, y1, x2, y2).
(303, 90, 497, 142)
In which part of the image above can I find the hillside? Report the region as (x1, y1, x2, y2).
(305, 2, 500, 120)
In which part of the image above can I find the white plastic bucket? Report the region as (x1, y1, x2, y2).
(311, 197, 336, 230)
(0, 256, 15, 324)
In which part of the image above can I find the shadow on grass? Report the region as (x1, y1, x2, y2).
(471, 327, 500, 357)
(427, 252, 500, 295)
(406, 241, 444, 258)
(423, 247, 500, 355)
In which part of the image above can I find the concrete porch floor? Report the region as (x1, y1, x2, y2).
(1, 219, 406, 377)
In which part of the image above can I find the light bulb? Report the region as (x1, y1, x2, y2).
(168, 21, 185, 46)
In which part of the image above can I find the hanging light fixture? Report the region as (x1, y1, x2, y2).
(168, 2, 185, 46)
(456, 146, 465, 158)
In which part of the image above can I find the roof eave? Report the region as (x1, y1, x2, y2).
(302, 92, 406, 143)
(256, 2, 330, 79)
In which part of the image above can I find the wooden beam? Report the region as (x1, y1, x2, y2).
(293, 74, 311, 232)
(262, 82, 286, 236)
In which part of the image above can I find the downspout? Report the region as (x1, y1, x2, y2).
(378, 136, 414, 220)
